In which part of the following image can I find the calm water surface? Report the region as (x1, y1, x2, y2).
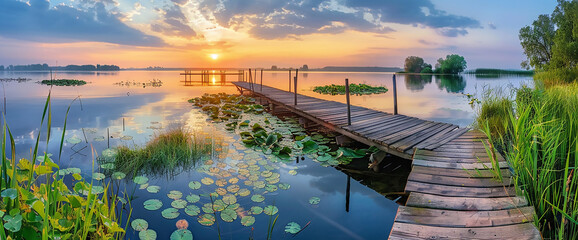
(0, 70, 531, 239)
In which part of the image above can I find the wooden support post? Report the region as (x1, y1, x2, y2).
(345, 78, 351, 125)
(260, 69, 263, 92)
(345, 175, 351, 212)
(393, 74, 398, 115)
(294, 69, 298, 105)
(289, 69, 292, 92)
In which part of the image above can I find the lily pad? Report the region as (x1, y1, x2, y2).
(241, 216, 256, 227)
(139, 229, 157, 240)
(161, 208, 180, 219)
(216, 188, 227, 196)
(134, 176, 149, 185)
(309, 197, 321, 205)
(167, 190, 183, 200)
(251, 194, 265, 203)
(222, 194, 237, 205)
(120, 135, 134, 141)
(188, 181, 201, 190)
(263, 205, 279, 216)
(202, 203, 215, 213)
(172, 199, 188, 209)
(278, 183, 290, 190)
(237, 188, 251, 197)
(288, 170, 297, 175)
(94, 136, 105, 142)
(226, 184, 240, 193)
(100, 163, 115, 170)
(285, 222, 301, 234)
(185, 205, 201, 216)
(111, 172, 126, 180)
(147, 185, 161, 193)
(265, 184, 278, 192)
(131, 219, 148, 231)
(186, 194, 200, 203)
(170, 229, 193, 240)
(66, 136, 82, 144)
(250, 206, 263, 215)
(215, 178, 227, 187)
(102, 148, 117, 159)
(198, 214, 216, 226)
(220, 209, 237, 222)
(201, 177, 214, 185)
(212, 199, 226, 211)
(143, 199, 163, 211)
(92, 172, 105, 181)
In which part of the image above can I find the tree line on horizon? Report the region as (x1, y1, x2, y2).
(403, 54, 467, 74)
(0, 63, 120, 71)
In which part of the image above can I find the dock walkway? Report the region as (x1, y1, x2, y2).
(232, 81, 541, 239)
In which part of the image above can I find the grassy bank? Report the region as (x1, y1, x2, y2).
(477, 82, 578, 239)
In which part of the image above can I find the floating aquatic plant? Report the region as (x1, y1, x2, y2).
(312, 83, 388, 96)
(40, 79, 87, 86)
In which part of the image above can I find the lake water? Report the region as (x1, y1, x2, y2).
(0, 70, 531, 239)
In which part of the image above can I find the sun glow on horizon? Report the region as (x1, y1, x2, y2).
(210, 54, 219, 60)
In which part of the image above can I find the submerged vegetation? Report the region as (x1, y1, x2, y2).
(0, 94, 126, 239)
(40, 79, 87, 86)
(312, 84, 388, 96)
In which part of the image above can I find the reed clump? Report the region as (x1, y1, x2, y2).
(114, 125, 219, 176)
(477, 82, 578, 239)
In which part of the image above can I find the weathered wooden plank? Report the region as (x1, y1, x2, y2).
(412, 125, 463, 149)
(405, 181, 518, 197)
(413, 159, 509, 169)
(375, 121, 439, 144)
(389, 222, 541, 240)
(363, 118, 426, 138)
(395, 206, 535, 227)
(391, 123, 458, 152)
(411, 165, 512, 178)
(343, 114, 403, 130)
(405, 192, 527, 211)
(352, 115, 416, 134)
(415, 149, 505, 161)
(408, 172, 513, 187)
(413, 154, 501, 163)
(423, 128, 473, 150)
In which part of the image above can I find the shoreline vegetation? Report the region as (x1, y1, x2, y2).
(40, 79, 87, 86)
(477, 1, 578, 238)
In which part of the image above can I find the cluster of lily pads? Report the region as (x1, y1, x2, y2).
(312, 83, 388, 96)
(123, 137, 315, 239)
(40, 79, 87, 86)
(190, 93, 375, 167)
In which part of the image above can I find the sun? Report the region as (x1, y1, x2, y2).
(209, 54, 219, 60)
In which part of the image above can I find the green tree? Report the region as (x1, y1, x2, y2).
(519, 14, 555, 69)
(404, 56, 427, 73)
(549, 0, 578, 69)
(435, 54, 467, 74)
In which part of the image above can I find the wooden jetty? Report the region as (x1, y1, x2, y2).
(232, 81, 541, 239)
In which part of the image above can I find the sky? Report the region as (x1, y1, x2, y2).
(0, 0, 558, 69)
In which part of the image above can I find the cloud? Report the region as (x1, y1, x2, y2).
(488, 23, 497, 29)
(0, 0, 164, 46)
(151, 5, 197, 38)
(437, 28, 468, 37)
(197, 0, 480, 39)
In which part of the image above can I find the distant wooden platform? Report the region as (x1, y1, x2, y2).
(232, 81, 541, 239)
(232, 82, 468, 159)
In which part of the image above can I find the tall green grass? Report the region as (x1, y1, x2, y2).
(0, 93, 126, 239)
(477, 83, 578, 239)
(113, 125, 221, 177)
